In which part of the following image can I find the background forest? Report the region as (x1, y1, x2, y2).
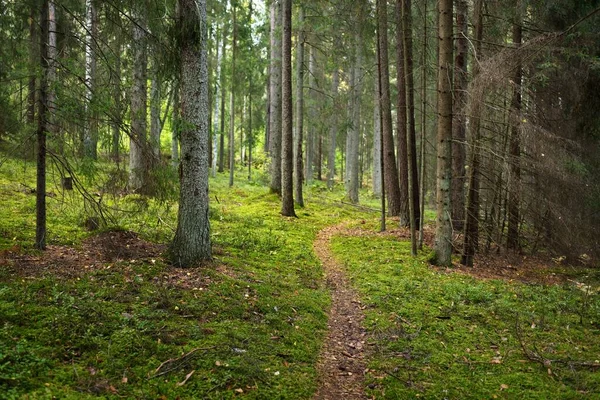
(1, 0, 600, 398)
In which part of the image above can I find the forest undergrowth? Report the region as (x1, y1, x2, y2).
(0, 157, 599, 399)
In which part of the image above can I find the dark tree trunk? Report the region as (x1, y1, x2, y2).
(269, 0, 282, 194)
(395, 0, 409, 225)
(294, 7, 305, 207)
(452, 0, 468, 231)
(377, 0, 402, 216)
(280, 0, 295, 217)
(36, 0, 49, 250)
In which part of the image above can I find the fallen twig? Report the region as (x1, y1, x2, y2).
(149, 347, 215, 379)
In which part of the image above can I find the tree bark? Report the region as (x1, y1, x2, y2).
(294, 7, 305, 207)
(461, 0, 483, 267)
(83, 0, 98, 159)
(507, 2, 522, 251)
(170, 0, 211, 267)
(36, 0, 49, 250)
(27, 4, 37, 127)
(418, 0, 428, 249)
(218, 24, 227, 173)
(48, 0, 58, 149)
(229, 3, 237, 188)
(269, 0, 282, 194)
(327, 68, 338, 190)
(171, 82, 180, 166)
(305, 46, 316, 186)
(434, 0, 454, 266)
(111, 30, 122, 162)
(395, 0, 409, 225)
(150, 64, 162, 161)
(280, 0, 295, 217)
(377, 0, 402, 216)
(212, 26, 221, 176)
(452, 0, 468, 231)
(129, 8, 148, 192)
(372, 74, 382, 198)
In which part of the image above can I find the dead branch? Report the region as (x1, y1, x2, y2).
(149, 347, 215, 379)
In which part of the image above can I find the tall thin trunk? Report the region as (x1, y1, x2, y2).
(269, 0, 282, 194)
(461, 0, 483, 266)
(280, 0, 295, 217)
(402, 0, 418, 255)
(111, 33, 122, 162)
(150, 64, 162, 161)
(229, 4, 237, 188)
(434, 0, 454, 266)
(212, 26, 221, 176)
(170, 0, 211, 267)
(218, 25, 227, 173)
(327, 67, 338, 190)
(172, 82, 180, 166)
(317, 135, 322, 180)
(345, 13, 363, 204)
(48, 0, 58, 149)
(83, 0, 98, 159)
(418, 0, 427, 249)
(377, 0, 402, 216)
(129, 9, 148, 192)
(248, 94, 253, 180)
(403, 0, 421, 239)
(395, 0, 409, 225)
(507, 2, 522, 251)
(27, 4, 37, 127)
(452, 0, 468, 231)
(376, 28, 386, 231)
(36, 0, 49, 250)
(294, 7, 305, 207)
(373, 74, 382, 198)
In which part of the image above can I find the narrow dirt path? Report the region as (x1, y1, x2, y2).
(313, 225, 368, 400)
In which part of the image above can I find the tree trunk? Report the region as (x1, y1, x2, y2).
(269, 0, 282, 194)
(433, 0, 454, 266)
(452, 0, 468, 231)
(170, 0, 211, 267)
(461, 0, 483, 266)
(172, 82, 180, 166)
(507, 2, 522, 251)
(372, 74, 382, 198)
(48, 0, 58, 149)
(129, 9, 148, 192)
(377, 0, 402, 216)
(83, 0, 98, 159)
(111, 31, 122, 162)
(150, 64, 162, 161)
(36, 0, 49, 250)
(345, 14, 363, 204)
(418, 0, 428, 249)
(305, 46, 316, 186)
(229, 4, 237, 188)
(280, 0, 295, 217)
(327, 68, 338, 190)
(395, 0, 409, 225)
(27, 4, 37, 127)
(294, 7, 305, 207)
(218, 25, 227, 173)
(212, 26, 221, 177)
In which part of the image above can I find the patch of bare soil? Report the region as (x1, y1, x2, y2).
(313, 224, 369, 400)
(1, 230, 165, 279)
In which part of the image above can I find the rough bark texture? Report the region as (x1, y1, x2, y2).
(452, 0, 468, 231)
(372, 75, 382, 198)
(345, 36, 362, 204)
(294, 7, 305, 207)
(47, 1, 57, 145)
(306, 46, 316, 186)
(507, 3, 522, 251)
(461, 0, 483, 267)
(395, 0, 409, 225)
(27, 4, 37, 126)
(83, 0, 98, 159)
(150, 64, 162, 160)
(269, 0, 282, 194)
(377, 0, 402, 216)
(212, 27, 221, 177)
(229, 4, 237, 188)
(218, 26, 226, 173)
(434, 0, 453, 266)
(129, 9, 148, 192)
(171, 82, 180, 166)
(327, 68, 338, 190)
(36, 0, 49, 250)
(111, 30, 122, 162)
(280, 0, 295, 217)
(170, 0, 211, 267)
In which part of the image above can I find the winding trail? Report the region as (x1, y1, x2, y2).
(313, 225, 368, 400)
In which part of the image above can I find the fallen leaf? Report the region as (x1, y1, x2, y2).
(235, 388, 244, 393)
(500, 384, 509, 390)
(490, 358, 502, 364)
(121, 376, 128, 384)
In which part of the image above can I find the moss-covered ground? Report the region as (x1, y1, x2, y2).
(1, 155, 599, 399)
